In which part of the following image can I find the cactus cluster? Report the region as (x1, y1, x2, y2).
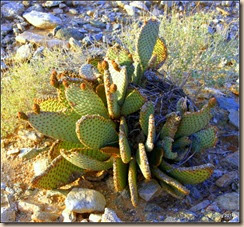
(18, 19, 217, 207)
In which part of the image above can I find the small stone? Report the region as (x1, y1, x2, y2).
(101, 208, 122, 222)
(216, 96, 239, 111)
(18, 200, 43, 213)
(130, 1, 149, 11)
(1, 182, 7, 190)
(62, 208, 76, 222)
(228, 110, 239, 129)
(33, 158, 50, 176)
(1, 24, 13, 36)
(53, 26, 84, 41)
(89, 213, 102, 222)
(215, 192, 239, 211)
(15, 43, 33, 61)
(80, 219, 88, 222)
(93, 33, 103, 41)
(23, 11, 62, 29)
(222, 152, 239, 168)
(138, 179, 161, 201)
(144, 203, 163, 213)
(113, 23, 121, 30)
(206, 202, 221, 213)
(22, 1, 31, 7)
(1, 2, 25, 18)
(31, 210, 59, 222)
(53, 8, 64, 14)
(72, 1, 87, 6)
(1, 207, 16, 222)
(59, 3, 66, 8)
(65, 188, 106, 213)
(124, 5, 137, 16)
(69, 8, 78, 15)
(204, 211, 222, 222)
(216, 171, 238, 188)
(43, 1, 62, 8)
(190, 200, 211, 212)
(25, 4, 44, 13)
(7, 149, 20, 155)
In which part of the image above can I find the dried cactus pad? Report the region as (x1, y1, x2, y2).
(76, 115, 118, 149)
(65, 84, 109, 119)
(139, 101, 154, 136)
(136, 19, 160, 70)
(151, 38, 168, 69)
(31, 155, 84, 189)
(128, 159, 139, 207)
(160, 161, 214, 184)
(60, 148, 112, 171)
(27, 112, 80, 143)
(121, 89, 146, 116)
(113, 157, 128, 192)
(79, 63, 99, 81)
(145, 114, 156, 152)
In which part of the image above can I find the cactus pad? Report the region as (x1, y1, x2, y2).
(31, 155, 84, 189)
(159, 137, 178, 160)
(145, 114, 156, 152)
(160, 161, 214, 184)
(76, 114, 118, 149)
(113, 157, 128, 192)
(151, 38, 167, 69)
(96, 84, 107, 106)
(172, 136, 191, 150)
(128, 159, 139, 207)
(149, 146, 164, 167)
(119, 123, 131, 164)
(139, 102, 154, 136)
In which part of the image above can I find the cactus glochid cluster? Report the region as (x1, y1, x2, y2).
(18, 19, 217, 207)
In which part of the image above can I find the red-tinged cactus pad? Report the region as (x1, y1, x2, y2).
(191, 126, 218, 152)
(76, 115, 118, 149)
(136, 19, 160, 71)
(27, 112, 80, 143)
(151, 38, 168, 69)
(65, 84, 109, 119)
(145, 114, 156, 152)
(31, 155, 85, 189)
(121, 89, 146, 116)
(60, 148, 112, 171)
(160, 160, 214, 185)
(139, 102, 154, 136)
(175, 99, 216, 138)
(128, 159, 139, 207)
(136, 143, 151, 180)
(113, 157, 128, 192)
(151, 166, 190, 197)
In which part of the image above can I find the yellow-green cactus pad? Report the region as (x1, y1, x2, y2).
(160, 160, 214, 184)
(159, 180, 187, 199)
(175, 98, 217, 138)
(113, 157, 128, 192)
(76, 114, 118, 149)
(96, 84, 107, 107)
(27, 111, 80, 143)
(79, 63, 99, 81)
(121, 89, 146, 116)
(119, 121, 131, 164)
(151, 38, 167, 69)
(31, 155, 84, 189)
(60, 148, 112, 171)
(131, 61, 143, 85)
(151, 166, 190, 196)
(145, 114, 156, 152)
(136, 19, 159, 70)
(172, 136, 191, 150)
(149, 146, 164, 167)
(34, 96, 67, 112)
(136, 143, 151, 180)
(160, 112, 181, 139)
(139, 101, 154, 136)
(128, 159, 139, 207)
(159, 137, 177, 160)
(65, 84, 109, 119)
(191, 126, 218, 152)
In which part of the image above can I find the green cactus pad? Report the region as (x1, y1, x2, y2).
(151, 166, 190, 196)
(79, 63, 100, 81)
(159, 180, 187, 199)
(172, 136, 191, 150)
(149, 146, 164, 167)
(139, 102, 154, 136)
(96, 84, 107, 107)
(159, 137, 178, 160)
(34, 96, 67, 112)
(60, 148, 112, 171)
(121, 89, 146, 116)
(27, 112, 80, 143)
(128, 159, 139, 207)
(31, 155, 84, 189)
(145, 114, 156, 152)
(136, 143, 151, 180)
(136, 19, 159, 70)
(176, 97, 188, 115)
(104, 69, 120, 119)
(191, 126, 218, 152)
(175, 99, 216, 138)
(119, 125, 131, 164)
(160, 160, 214, 184)
(120, 116, 128, 136)
(113, 157, 128, 192)
(160, 112, 181, 139)
(151, 38, 167, 69)
(131, 61, 143, 85)
(65, 84, 109, 119)
(76, 114, 118, 149)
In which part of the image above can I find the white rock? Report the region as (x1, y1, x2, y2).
(1, 2, 25, 18)
(89, 213, 102, 222)
(1, 207, 16, 222)
(62, 208, 76, 222)
(215, 192, 239, 211)
(33, 158, 50, 176)
(53, 8, 64, 14)
(18, 200, 43, 213)
(101, 208, 122, 222)
(69, 8, 78, 15)
(7, 149, 20, 155)
(31, 210, 59, 222)
(23, 11, 62, 29)
(80, 219, 88, 222)
(43, 1, 62, 8)
(15, 44, 33, 61)
(124, 5, 137, 16)
(65, 188, 106, 213)
(130, 1, 149, 11)
(138, 179, 161, 201)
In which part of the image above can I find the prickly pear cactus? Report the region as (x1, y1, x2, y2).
(17, 18, 218, 208)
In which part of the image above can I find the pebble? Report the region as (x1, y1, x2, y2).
(144, 203, 163, 213)
(43, 1, 62, 8)
(124, 5, 137, 16)
(1, 2, 25, 18)
(23, 11, 62, 29)
(101, 208, 122, 222)
(53, 8, 64, 14)
(15, 43, 33, 61)
(69, 8, 79, 15)
(18, 130, 39, 141)
(62, 208, 76, 222)
(33, 157, 50, 176)
(25, 4, 44, 13)
(31, 210, 59, 222)
(130, 1, 149, 11)
(1, 24, 13, 36)
(7, 148, 19, 155)
(216, 96, 239, 111)
(203, 211, 223, 222)
(93, 33, 103, 41)
(206, 202, 221, 213)
(89, 213, 102, 222)
(138, 179, 161, 201)
(215, 171, 238, 188)
(53, 26, 84, 41)
(190, 200, 211, 212)
(222, 151, 239, 168)
(215, 192, 239, 211)
(228, 110, 239, 129)
(18, 200, 43, 213)
(1, 207, 16, 222)
(65, 188, 106, 213)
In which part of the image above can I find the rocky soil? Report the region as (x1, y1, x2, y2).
(1, 0, 239, 223)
